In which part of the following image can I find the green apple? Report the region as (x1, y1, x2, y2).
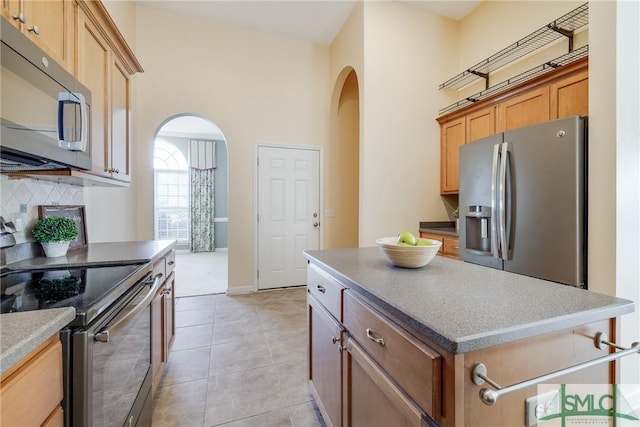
(416, 239, 434, 246)
(397, 231, 417, 246)
(397, 242, 413, 246)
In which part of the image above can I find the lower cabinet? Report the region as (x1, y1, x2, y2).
(0, 335, 64, 427)
(308, 293, 343, 427)
(344, 336, 429, 427)
(419, 232, 459, 259)
(151, 251, 176, 397)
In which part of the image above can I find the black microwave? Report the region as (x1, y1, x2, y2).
(0, 20, 92, 171)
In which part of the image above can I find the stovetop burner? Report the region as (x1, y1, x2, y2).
(0, 263, 151, 327)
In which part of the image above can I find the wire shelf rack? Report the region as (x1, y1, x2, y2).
(439, 2, 588, 91)
(438, 45, 588, 116)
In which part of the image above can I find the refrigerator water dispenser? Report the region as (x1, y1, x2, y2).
(465, 206, 492, 255)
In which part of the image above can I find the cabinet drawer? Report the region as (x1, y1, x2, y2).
(307, 263, 344, 322)
(344, 292, 441, 419)
(165, 250, 176, 276)
(0, 337, 63, 427)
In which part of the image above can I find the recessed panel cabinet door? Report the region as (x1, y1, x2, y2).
(496, 86, 550, 132)
(550, 70, 588, 119)
(440, 118, 465, 194)
(78, 11, 110, 177)
(111, 58, 131, 182)
(308, 294, 343, 427)
(343, 336, 428, 427)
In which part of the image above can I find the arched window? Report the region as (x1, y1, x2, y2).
(154, 139, 189, 246)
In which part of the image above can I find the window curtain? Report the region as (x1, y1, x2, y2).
(189, 140, 216, 252)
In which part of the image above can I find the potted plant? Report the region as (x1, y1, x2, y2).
(453, 207, 460, 233)
(32, 216, 78, 257)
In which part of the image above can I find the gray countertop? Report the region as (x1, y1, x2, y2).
(304, 247, 635, 354)
(0, 240, 176, 375)
(419, 221, 458, 237)
(3, 240, 176, 271)
(0, 307, 75, 375)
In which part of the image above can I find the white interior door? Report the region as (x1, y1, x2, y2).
(257, 146, 320, 289)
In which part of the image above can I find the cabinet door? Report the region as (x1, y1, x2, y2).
(78, 10, 111, 178)
(110, 57, 132, 182)
(550, 70, 588, 119)
(442, 236, 459, 259)
(496, 86, 550, 132)
(440, 118, 465, 194)
(164, 271, 176, 358)
(151, 284, 165, 397)
(21, 0, 75, 74)
(1, 0, 22, 29)
(308, 293, 343, 427)
(466, 107, 495, 143)
(344, 336, 428, 427)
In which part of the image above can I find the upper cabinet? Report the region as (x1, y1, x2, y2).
(437, 59, 588, 195)
(76, 1, 141, 184)
(1, 0, 75, 74)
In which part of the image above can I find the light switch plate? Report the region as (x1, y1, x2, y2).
(325, 209, 336, 218)
(525, 389, 560, 426)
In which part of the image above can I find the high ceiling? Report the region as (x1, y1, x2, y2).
(136, 1, 482, 46)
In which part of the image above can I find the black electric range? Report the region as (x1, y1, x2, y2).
(0, 263, 152, 328)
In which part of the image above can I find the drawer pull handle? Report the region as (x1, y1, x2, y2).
(168, 260, 175, 266)
(366, 328, 385, 347)
(316, 284, 326, 293)
(332, 336, 339, 344)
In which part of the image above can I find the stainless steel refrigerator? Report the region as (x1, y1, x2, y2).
(459, 115, 587, 287)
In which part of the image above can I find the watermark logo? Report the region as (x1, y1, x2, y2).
(533, 384, 640, 426)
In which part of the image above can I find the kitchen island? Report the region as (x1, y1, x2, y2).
(304, 247, 636, 427)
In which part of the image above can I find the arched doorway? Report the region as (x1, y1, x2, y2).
(326, 68, 360, 248)
(153, 114, 229, 295)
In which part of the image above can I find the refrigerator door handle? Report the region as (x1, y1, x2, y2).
(491, 143, 500, 259)
(499, 142, 509, 261)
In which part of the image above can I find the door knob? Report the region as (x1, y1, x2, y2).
(313, 222, 319, 228)
(313, 212, 318, 218)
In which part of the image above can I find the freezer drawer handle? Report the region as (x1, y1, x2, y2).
(472, 332, 640, 405)
(94, 273, 163, 343)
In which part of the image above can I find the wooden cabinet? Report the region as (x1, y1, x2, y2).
(466, 107, 495, 143)
(496, 86, 550, 133)
(550, 69, 588, 119)
(437, 59, 588, 194)
(0, 335, 64, 427)
(151, 250, 177, 396)
(308, 293, 343, 427)
(343, 292, 441, 419)
(440, 118, 465, 194)
(420, 232, 459, 259)
(77, 3, 136, 184)
(343, 336, 428, 427)
(1, 0, 75, 73)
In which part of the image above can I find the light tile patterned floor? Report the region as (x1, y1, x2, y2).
(151, 287, 326, 427)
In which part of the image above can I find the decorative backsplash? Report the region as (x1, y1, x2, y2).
(0, 176, 84, 243)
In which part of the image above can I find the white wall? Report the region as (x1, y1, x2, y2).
(614, 0, 640, 384)
(132, 5, 331, 291)
(358, 1, 459, 245)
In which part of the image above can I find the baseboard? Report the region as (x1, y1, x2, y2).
(225, 285, 254, 295)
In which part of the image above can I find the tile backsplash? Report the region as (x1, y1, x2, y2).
(0, 176, 84, 243)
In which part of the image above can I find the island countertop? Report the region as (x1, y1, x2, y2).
(304, 247, 635, 353)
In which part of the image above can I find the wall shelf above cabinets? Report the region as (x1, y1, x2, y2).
(439, 45, 588, 116)
(439, 2, 588, 116)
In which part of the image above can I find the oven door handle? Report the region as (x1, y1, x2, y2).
(94, 273, 163, 343)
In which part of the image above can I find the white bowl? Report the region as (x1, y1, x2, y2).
(376, 237, 442, 268)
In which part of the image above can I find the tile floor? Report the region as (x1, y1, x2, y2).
(151, 286, 326, 427)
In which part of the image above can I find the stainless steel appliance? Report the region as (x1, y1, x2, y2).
(0, 19, 92, 171)
(459, 115, 587, 287)
(0, 263, 161, 427)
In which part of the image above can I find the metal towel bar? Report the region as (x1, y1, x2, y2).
(472, 332, 640, 405)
